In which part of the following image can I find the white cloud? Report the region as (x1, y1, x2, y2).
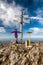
(23, 27, 43, 39)
(29, 27, 43, 35)
(28, 8, 43, 25)
(30, 16, 43, 20)
(35, 8, 43, 25)
(31, 35, 43, 38)
(0, 33, 15, 41)
(0, 1, 23, 27)
(0, 27, 6, 32)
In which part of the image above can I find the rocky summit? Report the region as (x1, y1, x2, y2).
(0, 42, 43, 65)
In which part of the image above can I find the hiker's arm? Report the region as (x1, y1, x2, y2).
(11, 31, 15, 33)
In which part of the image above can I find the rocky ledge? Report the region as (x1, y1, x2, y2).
(0, 42, 43, 65)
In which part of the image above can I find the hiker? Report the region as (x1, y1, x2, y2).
(11, 29, 22, 43)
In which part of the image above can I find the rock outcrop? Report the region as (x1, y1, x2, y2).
(0, 42, 43, 65)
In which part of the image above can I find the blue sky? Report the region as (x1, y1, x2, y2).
(0, 0, 43, 42)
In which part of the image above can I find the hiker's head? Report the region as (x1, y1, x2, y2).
(15, 28, 17, 31)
